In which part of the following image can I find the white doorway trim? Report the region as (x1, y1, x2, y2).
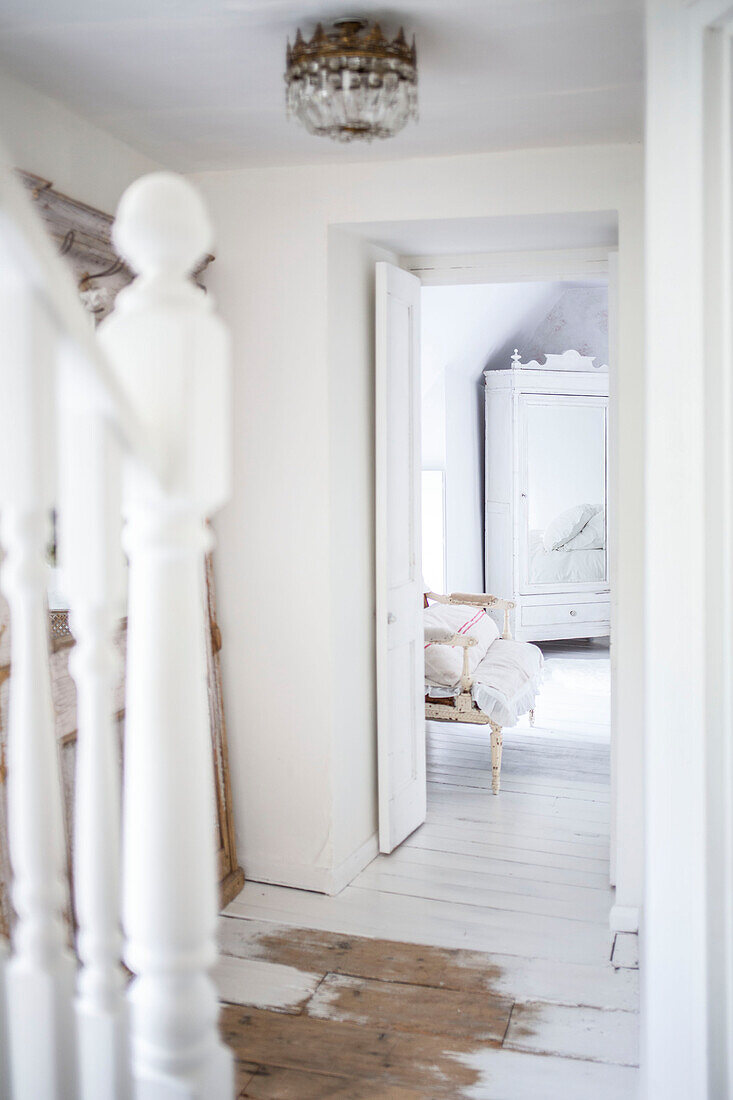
(403, 246, 610, 286)
(645, 2, 733, 1096)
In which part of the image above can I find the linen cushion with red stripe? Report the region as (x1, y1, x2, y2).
(423, 603, 500, 689)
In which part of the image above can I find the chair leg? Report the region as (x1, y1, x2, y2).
(490, 722, 503, 795)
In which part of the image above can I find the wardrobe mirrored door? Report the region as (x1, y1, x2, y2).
(518, 394, 608, 593)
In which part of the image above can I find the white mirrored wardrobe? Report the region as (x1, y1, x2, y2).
(484, 349, 609, 641)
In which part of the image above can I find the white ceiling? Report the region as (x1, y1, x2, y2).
(421, 279, 605, 390)
(0, 0, 643, 171)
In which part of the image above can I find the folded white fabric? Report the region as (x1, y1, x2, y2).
(424, 602, 499, 688)
(471, 639, 544, 727)
(542, 503, 598, 552)
(561, 507, 605, 551)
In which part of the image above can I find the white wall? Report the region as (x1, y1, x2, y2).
(526, 286, 609, 365)
(0, 69, 162, 212)
(421, 376, 446, 468)
(444, 370, 485, 591)
(328, 229, 398, 882)
(192, 142, 644, 906)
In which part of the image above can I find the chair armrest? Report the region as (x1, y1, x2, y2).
(424, 631, 477, 692)
(450, 591, 515, 611)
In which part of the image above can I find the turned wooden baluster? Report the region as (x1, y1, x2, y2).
(58, 347, 131, 1100)
(100, 173, 233, 1099)
(0, 275, 77, 1098)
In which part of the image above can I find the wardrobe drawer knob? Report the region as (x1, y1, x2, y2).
(569, 610, 577, 617)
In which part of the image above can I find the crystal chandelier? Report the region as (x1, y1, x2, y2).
(285, 18, 418, 143)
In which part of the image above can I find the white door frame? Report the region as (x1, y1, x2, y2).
(645, 2, 733, 1096)
(406, 246, 611, 286)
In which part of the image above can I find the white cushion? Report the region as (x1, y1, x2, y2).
(562, 508, 605, 551)
(424, 603, 500, 689)
(471, 639, 544, 726)
(542, 503, 598, 552)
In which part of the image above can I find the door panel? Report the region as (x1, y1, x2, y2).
(375, 261, 425, 854)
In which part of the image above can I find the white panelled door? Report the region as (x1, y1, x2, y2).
(375, 261, 425, 854)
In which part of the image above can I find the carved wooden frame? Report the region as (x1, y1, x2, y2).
(15, 170, 213, 319)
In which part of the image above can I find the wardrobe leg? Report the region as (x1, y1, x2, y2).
(529, 708, 535, 727)
(490, 723, 503, 795)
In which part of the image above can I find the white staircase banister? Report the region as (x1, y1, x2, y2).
(0, 270, 78, 1098)
(58, 346, 131, 1100)
(101, 172, 233, 1099)
(0, 158, 234, 1098)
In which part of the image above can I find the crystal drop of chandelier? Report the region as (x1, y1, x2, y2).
(285, 18, 418, 143)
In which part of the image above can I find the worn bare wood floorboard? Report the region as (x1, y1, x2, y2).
(219, 645, 639, 1097)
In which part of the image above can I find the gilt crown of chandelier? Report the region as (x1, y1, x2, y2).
(285, 17, 418, 143)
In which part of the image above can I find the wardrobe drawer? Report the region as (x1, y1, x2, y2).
(521, 601, 610, 627)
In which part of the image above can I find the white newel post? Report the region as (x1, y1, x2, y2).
(0, 275, 78, 1098)
(58, 346, 130, 1100)
(100, 173, 233, 1099)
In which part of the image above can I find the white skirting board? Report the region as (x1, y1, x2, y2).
(330, 833, 379, 896)
(244, 833, 378, 898)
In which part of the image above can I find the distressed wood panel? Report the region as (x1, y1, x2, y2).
(307, 971, 513, 1043)
(238, 1064, 424, 1100)
(217, 916, 638, 1014)
(218, 917, 506, 995)
(219, 1005, 481, 1098)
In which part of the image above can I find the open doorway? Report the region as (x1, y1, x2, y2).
(418, 273, 616, 938)
(375, 264, 616, 850)
(421, 275, 612, 737)
(374, 265, 615, 889)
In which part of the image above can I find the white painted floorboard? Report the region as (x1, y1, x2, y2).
(230, 878, 613, 965)
(217, 913, 639, 1014)
(458, 1046, 637, 1100)
(223, 641, 640, 1091)
(213, 953, 321, 1013)
(506, 1001, 638, 1066)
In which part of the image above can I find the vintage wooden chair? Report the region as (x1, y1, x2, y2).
(424, 590, 537, 794)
